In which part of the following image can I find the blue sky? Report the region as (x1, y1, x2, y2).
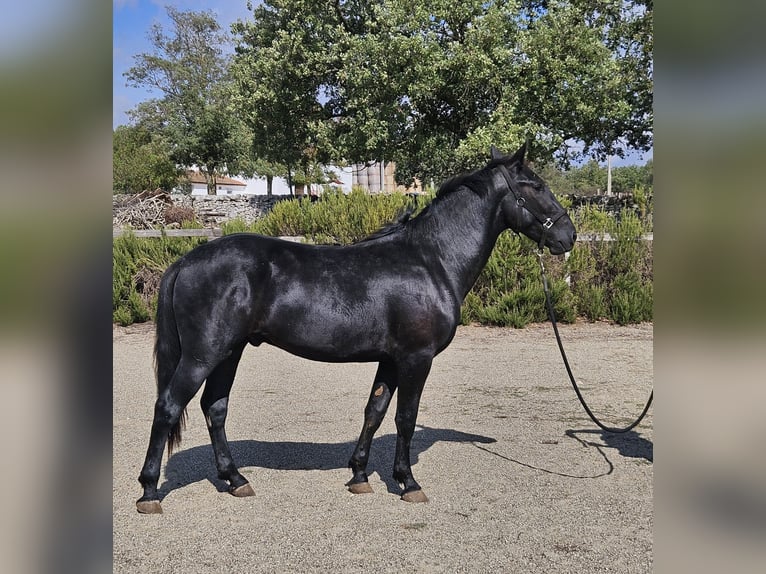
(113, 0, 252, 128)
(113, 0, 651, 166)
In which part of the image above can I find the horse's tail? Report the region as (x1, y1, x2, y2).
(153, 261, 185, 456)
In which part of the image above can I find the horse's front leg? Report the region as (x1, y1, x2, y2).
(347, 361, 397, 494)
(392, 354, 433, 503)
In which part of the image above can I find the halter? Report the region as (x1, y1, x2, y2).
(496, 163, 567, 251)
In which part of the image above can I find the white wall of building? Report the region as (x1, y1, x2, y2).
(183, 166, 359, 196)
(189, 182, 248, 196)
(235, 165, 354, 196)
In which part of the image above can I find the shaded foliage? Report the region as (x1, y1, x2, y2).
(231, 0, 652, 185)
(112, 124, 179, 193)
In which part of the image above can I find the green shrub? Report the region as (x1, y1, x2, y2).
(112, 193, 653, 327)
(632, 185, 651, 220)
(230, 190, 427, 244)
(549, 278, 578, 323)
(565, 241, 598, 285)
(460, 291, 483, 325)
(461, 232, 577, 328)
(112, 231, 206, 324)
(221, 217, 254, 235)
(113, 305, 133, 327)
(576, 284, 607, 321)
(574, 204, 616, 234)
(252, 197, 309, 237)
(561, 204, 652, 324)
(609, 272, 653, 325)
(127, 290, 151, 323)
(498, 285, 544, 328)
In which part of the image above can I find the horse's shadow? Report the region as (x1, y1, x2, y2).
(158, 425, 496, 500)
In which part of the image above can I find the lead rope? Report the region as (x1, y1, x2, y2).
(537, 251, 653, 433)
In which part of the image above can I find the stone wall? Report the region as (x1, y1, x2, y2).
(168, 194, 290, 226)
(113, 193, 292, 228)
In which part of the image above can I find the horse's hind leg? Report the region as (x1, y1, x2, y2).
(137, 357, 211, 513)
(347, 360, 398, 494)
(392, 354, 433, 503)
(200, 342, 254, 497)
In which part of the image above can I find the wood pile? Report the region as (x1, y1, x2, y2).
(113, 190, 174, 228)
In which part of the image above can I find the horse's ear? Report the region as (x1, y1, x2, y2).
(509, 141, 527, 165)
(490, 145, 504, 161)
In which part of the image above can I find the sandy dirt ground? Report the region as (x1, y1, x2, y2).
(114, 322, 653, 573)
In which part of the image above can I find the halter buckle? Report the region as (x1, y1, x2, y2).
(542, 218, 554, 229)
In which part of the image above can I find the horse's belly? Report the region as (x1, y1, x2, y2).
(260, 330, 387, 363)
(254, 305, 388, 363)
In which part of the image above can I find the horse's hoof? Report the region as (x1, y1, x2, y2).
(347, 481, 374, 495)
(230, 483, 256, 497)
(401, 489, 429, 504)
(136, 499, 163, 514)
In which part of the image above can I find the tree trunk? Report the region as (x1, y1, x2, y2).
(205, 171, 217, 195)
(266, 175, 273, 197)
(286, 165, 294, 197)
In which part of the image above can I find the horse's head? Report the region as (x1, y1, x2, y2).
(490, 143, 577, 255)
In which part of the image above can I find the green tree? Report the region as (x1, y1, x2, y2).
(231, 1, 338, 195)
(232, 0, 652, 186)
(536, 156, 653, 197)
(125, 7, 250, 194)
(248, 159, 288, 198)
(572, 159, 607, 195)
(515, 0, 653, 163)
(611, 161, 653, 193)
(112, 124, 179, 194)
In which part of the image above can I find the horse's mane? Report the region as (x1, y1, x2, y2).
(359, 206, 416, 242)
(435, 170, 490, 199)
(359, 160, 509, 243)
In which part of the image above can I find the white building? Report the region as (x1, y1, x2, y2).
(180, 163, 419, 196)
(180, 166, 352, 196)
(183, 170, 248, 196)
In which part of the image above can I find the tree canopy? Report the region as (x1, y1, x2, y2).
(537, 157, 653, 196)
(124, 6, 251, 194)
(118, 1, 652, 192)
(113, 124, 179, 194)
(231, 0, 652, 185)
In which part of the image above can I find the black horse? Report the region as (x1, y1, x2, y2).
(137, 144, 577, 513)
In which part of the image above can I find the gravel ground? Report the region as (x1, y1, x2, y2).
(114, 321, 653, 573)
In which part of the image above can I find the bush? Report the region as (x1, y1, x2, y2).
(576, 284, 608, 322)
(224, 188, 426, 244)
(113, 193, 652, 327)
(459, 231, 583, 328)
(564, 206, 653, 323)
(609, 272, 653, 325)
(112, 231, 206, 324)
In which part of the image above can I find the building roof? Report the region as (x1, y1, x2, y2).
(184, 170, 246, 187)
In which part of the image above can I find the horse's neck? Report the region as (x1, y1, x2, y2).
(418, 188, 506, 301)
